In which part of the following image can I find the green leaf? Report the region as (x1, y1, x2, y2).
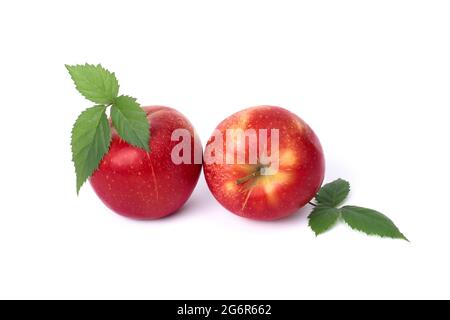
(315, 178, 350, 207)
(341, 206, 408, 241)
(308, 206, 341, 236)
(66, 64, 119, 104)
(111, 95, 150, 151)
(71, 105, 111, 194)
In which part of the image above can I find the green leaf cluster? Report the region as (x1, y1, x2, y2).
(66, 64, 150, 193)
(308, 179, 408, 241)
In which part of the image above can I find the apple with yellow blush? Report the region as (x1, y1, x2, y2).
(203, 106, 325, 221)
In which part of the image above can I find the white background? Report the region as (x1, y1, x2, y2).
(0, 0, 449, 300)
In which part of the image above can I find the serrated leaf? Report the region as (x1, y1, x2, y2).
(66, 64, 119, 104)
(315, 178, 350, 207)
(308, 206, 341, 236)
(71, 105, 111, 193)
(111, 95, 150, 151)
(341, 206, 408, 241)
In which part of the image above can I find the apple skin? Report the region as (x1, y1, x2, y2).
(90, 106, 202, 219)
(203, 106, 325, 221)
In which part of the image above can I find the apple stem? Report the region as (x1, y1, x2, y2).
(236, 171, 260, 185)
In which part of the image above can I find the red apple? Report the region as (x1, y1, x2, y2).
(203, 106, 325, 221)
(90, 106, 202, 219)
